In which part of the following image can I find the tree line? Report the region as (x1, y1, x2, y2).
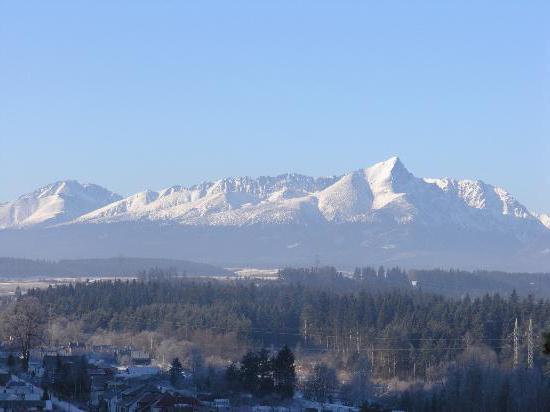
(26, 270, 550, 380)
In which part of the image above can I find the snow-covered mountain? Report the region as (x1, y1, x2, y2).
(71, 156, 545, 232)
(74, 173, 339, 226)
(537, 213, 550, 230)
(0, 158, 549, 270)
(0, 180, 121, 229)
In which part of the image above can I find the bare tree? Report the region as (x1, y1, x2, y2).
(4, 297, 46, 370)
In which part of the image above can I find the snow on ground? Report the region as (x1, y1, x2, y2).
(232, 268, 280, 279)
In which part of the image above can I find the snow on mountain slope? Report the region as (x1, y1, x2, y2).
(537, 213, 550, 230)
(317, 170, 374, 222)
(316, 157, 416, 223)
(3, 158, 549, 239)
(421, 177, 538, 232)
(70, 156, 548, 235)
(2, 158, 549, 270)
(0, 181, 121, 228)
(365, 156, 414, 209)
(76, 174, 338, 224)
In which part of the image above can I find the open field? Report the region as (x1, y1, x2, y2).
(0, 277, 136, 296)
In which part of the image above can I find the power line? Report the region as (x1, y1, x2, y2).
(527, 318, 534, 369)
(76, 312, 522, 342)
(513, 318, 519, 368)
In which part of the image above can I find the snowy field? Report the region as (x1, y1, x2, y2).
(231, 268, 280, 280)
(0, 276, 136, 296)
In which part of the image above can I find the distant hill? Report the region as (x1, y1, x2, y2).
(0, 257, 233, 278)
(408, 268, 550, 298)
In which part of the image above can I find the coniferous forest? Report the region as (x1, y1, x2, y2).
(10, 266, 550, 410)
(27, 267, 550, 374)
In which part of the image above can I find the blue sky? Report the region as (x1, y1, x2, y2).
(1, 1, 549, 212)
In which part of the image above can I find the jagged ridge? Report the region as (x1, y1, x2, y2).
(1, 157, 548, 237)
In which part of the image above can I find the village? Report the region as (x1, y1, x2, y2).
(0, 340, 366, 412)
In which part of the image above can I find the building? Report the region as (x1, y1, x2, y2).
(0, 377, 53, 411)
(130, 351, 151, 366)
(67, 341, 87, 356)
(107, 384, 204, 412)
(42, 355, 86, 386)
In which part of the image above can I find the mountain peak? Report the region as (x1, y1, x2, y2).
(367, 156, 408, 175)
(365, 156, 411, 184)
(1, 181, 121, 228)
(383, 155, 407, 171)
(386, 155, 401, 165)
(29, 180, 116, 199)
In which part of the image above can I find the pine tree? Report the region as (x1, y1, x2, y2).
(240, 351, 260, 393)
(225, 363, 241, 391)
(7, 353, 15, 372)
(169, 357, 184, 385)
(273, 345, 296, 398)
(256, 349, 273, 396)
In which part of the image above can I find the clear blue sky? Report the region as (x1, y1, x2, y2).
(1, 1, 549, 212)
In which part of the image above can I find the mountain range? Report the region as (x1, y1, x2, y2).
(1, 157, 549, 271)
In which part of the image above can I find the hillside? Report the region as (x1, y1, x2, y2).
(0, 257, 233, 278)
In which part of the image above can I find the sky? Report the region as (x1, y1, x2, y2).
(1, 1, 549, 212)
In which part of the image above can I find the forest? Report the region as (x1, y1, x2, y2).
(26, 267, 550, 375)
(11, 266, 550, 410)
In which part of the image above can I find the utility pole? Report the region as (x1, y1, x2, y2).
(47, 304, 53, 347)
(527, 318, 534, 369)
(513, 318, 519, 368)
(372, 347, 375, 370)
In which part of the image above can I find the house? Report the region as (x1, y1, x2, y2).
(107, 384, 204, 412)
(90, 375, 110, 407)
(42, 355, 86, 386)
(213, 399, 230, 411)
(118, 366, 160, 380)
(151, 393, 203, 412)
(92, 345, 117, 354)
(1, 379, 41, 400)
(130, 351, 151, 366)
(28, 360, 44, 378)
(108, 383, 149, 412)
(89, 351, 118, 366)
(0, 399, 52, 411)
(0, 377, 53, 411)
(67, 341, 87, 355)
